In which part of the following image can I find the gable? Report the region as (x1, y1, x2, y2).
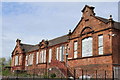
(70, 15, 110, 38)
(12, 45, 23, 56)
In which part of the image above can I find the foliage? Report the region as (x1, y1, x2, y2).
(50, 73, 56, 78)
(2, 68, 12, 76)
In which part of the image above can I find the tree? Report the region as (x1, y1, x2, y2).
(0, 57, 6, 67)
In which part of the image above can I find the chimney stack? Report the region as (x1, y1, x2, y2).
(16, 39, 21, 45)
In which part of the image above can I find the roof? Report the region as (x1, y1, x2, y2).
(95, 16, 120, 29)
(95, 16, 110, 23)
(20, 43, 39, 53)
(19, 35, 68, 53)
(48, 35, 68, 46)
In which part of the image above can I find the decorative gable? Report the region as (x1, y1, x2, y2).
(82, 5, 95, 18)
(80, 27, 94, 36)
(12, 39, 23, 56)
(39, 39, 49, 49)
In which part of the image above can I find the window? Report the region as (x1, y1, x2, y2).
(28, 54, 34, 65)
(74, 41, 78, 58)
(43, 50, 46, 63)
(56, 46, 64, 61)
(15, 56, 19, 66)
(25, 55, 28, 66)
(19, 55, 22, 65)
(98, 35, 103, 55)
(59, 46, 64, 61)
(49, 49, 52, 63)
(82, 37, 93, 57)
(39, 50, 46, 63)
(56, 47, 59, 60)
(36, 52, 39, 64)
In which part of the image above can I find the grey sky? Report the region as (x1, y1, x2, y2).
(2, 2, 118, 59)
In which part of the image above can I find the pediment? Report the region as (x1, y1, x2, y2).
(80, 27, 94, 35)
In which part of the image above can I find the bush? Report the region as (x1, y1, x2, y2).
(50, 73, 56, 78)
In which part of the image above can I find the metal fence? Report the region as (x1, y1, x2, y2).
(2, 68, 120, 80)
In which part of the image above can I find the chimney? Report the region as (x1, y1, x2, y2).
(81, 5, 95, 18)
(16, 39, 21, 45)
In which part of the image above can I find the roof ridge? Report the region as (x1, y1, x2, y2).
(48, 34, 68, 42)
(20, 43, 35, 46)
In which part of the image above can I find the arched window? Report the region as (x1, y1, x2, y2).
(82, 37, 93, 57)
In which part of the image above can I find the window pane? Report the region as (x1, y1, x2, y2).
(15, 56, 18, 66)
(82, 37, 92, 57)
(74, 42, 78, 51)
(49, 49, 52, 63)
(74, 41, 78, 58)
(56, 48, 59, 60)
(74, 51, 77, 58)
(98, 35, 103, 55)
(59, 46, 64, 61)
(44, 50, 46, 63)
(25, 55, 28, 66)
(36, 52, 39, 64)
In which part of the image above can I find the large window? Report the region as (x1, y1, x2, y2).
(74, 41, 78, 58)
(98, 35, 103, 55)
(15, 55, 19, 66)
(49, 49, 52, 63)
(39, 50, 46, 63)
(56, 46, 64, 61)
(25, 54, 34, 66)
(82, 37, 93, 57)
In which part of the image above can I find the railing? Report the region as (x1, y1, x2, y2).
(2, 68, 120, 80)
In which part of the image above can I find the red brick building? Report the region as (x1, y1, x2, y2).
(11, 5, 120, 78)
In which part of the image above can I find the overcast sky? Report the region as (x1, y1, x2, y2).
(1, 2, 119, 59)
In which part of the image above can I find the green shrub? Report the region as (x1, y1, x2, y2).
(50, 73, 56, 78)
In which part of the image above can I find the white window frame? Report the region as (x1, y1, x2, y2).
(74, 41, 78, 58)
(36, 52, 39, 64)
(19, 55, 22, 65)
(56, 46, 64, 61)
(82, 37, 93, 57)
(98, 35, 103, 55)
(59, 46, 64, 61)
(56, 47, 59, 60)
(49, 49, 52, 63)
(39, 50, 46, 63)
(15, 55, 19, 66)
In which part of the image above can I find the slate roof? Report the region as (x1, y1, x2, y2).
(95, 16, 110, 23)
(20, 43, 39, 53)
(95, 16, 120, 30)
(48, 35, 68, 46)
(20, 35, 68, 53)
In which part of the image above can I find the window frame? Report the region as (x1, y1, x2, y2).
(98, 34, 104, 55)
(73, 41, 78, 58)
(82, 37, 93, 57)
